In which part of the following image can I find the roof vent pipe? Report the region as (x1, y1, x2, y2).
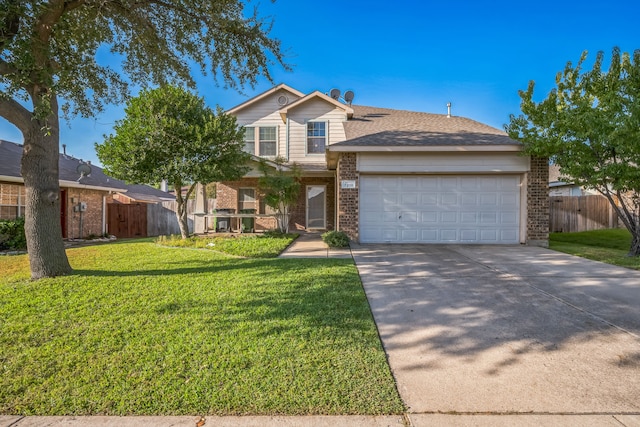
(447, 102, 452, 118)
(62, 144, 67, 155)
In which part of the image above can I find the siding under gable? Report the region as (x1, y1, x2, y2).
(287, 98, 348, 164)
(233, 88, 303, 158)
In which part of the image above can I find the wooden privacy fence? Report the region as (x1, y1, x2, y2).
(108, 199, 216, 238)
(107, 203, 148, 238)
(549, 195, 618, 233)
(147, 199, 216, 236)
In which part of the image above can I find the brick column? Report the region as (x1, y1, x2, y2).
(337, 153, 359, 241)
(527, 156, 549, 247)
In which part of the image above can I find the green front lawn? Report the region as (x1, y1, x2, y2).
(156, 233, 298, 258)
(550, 228, 640, 269)
(0, 240, 404, 415)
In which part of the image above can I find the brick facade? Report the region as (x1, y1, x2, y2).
(527, 156, 550, 246)
(64, 188, 113, 238)
(336, 153, 359, 241)
(217, 176, 336, 232)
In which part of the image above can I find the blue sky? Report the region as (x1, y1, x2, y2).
(1, 0, 639, 165)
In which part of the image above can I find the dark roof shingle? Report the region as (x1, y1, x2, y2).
(337, 105, 520, 147)
(0, 140, 174, 201)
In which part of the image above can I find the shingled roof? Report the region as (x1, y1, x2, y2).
(0, 140, 174, 202)
(336, 105, 521, 147)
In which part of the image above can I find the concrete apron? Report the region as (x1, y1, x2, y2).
(351, 244, 640, 415)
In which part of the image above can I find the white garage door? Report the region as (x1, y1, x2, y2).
(359, 175, 521, 244)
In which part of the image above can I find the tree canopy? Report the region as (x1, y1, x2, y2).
(0, 0, 287, 278)
(505, 47, 640, 255)
(96, 85, 250, 238)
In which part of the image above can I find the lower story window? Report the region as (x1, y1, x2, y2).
(238, 188, 256, 212)
(0, 183, 25, 220)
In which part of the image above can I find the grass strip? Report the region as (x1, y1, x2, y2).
(550, 228, 640, 270)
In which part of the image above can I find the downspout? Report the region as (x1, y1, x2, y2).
(102, 195, 107, 235)
(285, 117, 290, 161)
(334, 169, 338, 231)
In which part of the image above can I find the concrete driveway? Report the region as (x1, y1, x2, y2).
(351, 244, 640, 415)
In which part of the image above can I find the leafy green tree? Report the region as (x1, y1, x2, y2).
(506, 47, 640, 255)
(96, 85, 249, 239)
(0, 0, 287, 278)
(258, 156, 301, 234)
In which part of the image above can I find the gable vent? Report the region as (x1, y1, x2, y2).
(277, 95, 289, 106)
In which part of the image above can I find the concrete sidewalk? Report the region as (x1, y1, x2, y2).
(278, 232, 352, 259)
(4, 414, 640, 426)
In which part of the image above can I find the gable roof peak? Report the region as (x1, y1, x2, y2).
(226, 83, 305, 115)
(278, 90, 354, 122)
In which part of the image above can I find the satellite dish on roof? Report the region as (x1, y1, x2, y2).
(329, 88, 341, 100)
(76, 162, 92, 181)
(344, 90, 355, 105)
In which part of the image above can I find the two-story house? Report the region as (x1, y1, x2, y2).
(215, 84, 549, 246)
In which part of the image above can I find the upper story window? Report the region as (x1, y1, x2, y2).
(259, 127, 277, 156)
(243, 127, 255, 155)
(242, 126, 277, 157)
(307, 121, 326, 154)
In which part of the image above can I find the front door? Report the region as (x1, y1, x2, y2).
(306, 185, 326, 229)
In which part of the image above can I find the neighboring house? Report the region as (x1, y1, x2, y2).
(548, 164, 598, 197)
(0, 140, 174, 238)
(216, 83, 549, 246)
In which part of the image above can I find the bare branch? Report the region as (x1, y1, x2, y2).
(0, 58, 18, 76)
(0, 95, 32, 135)
(63, 0, 87, 12)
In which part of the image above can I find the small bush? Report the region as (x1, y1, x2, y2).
(0, 217, 27, 251)
(322, 230, 350, 248)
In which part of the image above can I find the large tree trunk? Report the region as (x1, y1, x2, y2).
(174, 182, 194, 239)
(629, 231, 640, 257)
(21, 115, 72, 279)
(176, 201, 190, 239)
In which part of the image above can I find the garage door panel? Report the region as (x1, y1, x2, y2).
(401, 211, 418, 222)
(383, 212, 397, 222)
(401, 192, 419, 205)
(421, 211, 438, 223)
(420, 178, 438, 190)
(501, 212, 518, 224)
(440, 211, 457, 223)
(401, 229, 419, 241)
(421, 229, 438, 241)
(480, 212, 497, 224)
(360, 175, 521, 244)
(440, 229, 458, 241)
(461, 194, 477, 205)
(441, 194, 458, 205)
(501, 194, 518, 206)
(500, 229, 519, 241)
(480, 229, 498, 241)
(460, 212, 477, 223)
(460, 229, 479, 241)
(382, 228, 399, 241)
(422, 194, 438, 205)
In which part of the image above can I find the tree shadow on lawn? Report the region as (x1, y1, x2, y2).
(71, 258, 371, 335)
(71, 257, 304, 277)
